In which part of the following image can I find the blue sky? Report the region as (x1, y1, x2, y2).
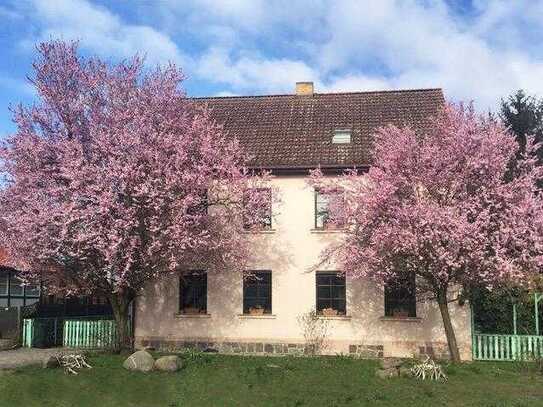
(1, 0, 543, 139)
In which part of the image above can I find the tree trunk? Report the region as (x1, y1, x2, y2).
(109, 291, 133, 353)
(437, 290, 461, 363)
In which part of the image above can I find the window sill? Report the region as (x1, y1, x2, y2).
(310, 228, 346, 234)
(237, 314, 277, 319)
(174, 313, 212, 319)
(317, 315, 352, 320)
(379, 316, 422, 323)
(241, 229, 276, 235)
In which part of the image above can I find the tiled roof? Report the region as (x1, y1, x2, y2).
(194, 88, 444, 170)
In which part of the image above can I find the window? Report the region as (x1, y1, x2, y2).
(316, 272, 346, 315)
(179, 271, 207, 314)
(25, 284, 40, 298)
(24, 297, 39, 306)
(243, 188, 272, 230)
(384, 273, 416, 318)
(9, 274, 23, 296)
(332, 129, 351, 144)
(243, 271, 272, 315)
(315, 189, 344, 229)
(9, 298, 24, 308)
(0, 273, 7, 295)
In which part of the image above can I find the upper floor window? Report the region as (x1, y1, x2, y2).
(243, 271, 272, 315)
(316, 272, 346, 316)
(384, 273, 416, 318)
(243, 188, 272, 230)
(179, 271, 207, 314)
(315, 189, 344, 229)
(332, 129, 351, 144)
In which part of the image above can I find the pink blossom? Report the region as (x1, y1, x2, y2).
(310, 103, 543, 361)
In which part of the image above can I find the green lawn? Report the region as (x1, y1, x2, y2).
(1, 353, 542, 407)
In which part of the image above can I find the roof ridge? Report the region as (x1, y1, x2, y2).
(191, 87, 443, 101)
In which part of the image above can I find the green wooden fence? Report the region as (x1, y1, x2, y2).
(473, 333, 543, 361)
(63, 319, 122, 349)
(22, 318, 128, 349)
(22, 318, 35, 348)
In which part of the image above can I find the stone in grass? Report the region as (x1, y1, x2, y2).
(123, 350, 155, 372)
(42, 355, 60, 369)
(375, 367, 399, 379)
(154, 355, 182, 372)
(380, 358, 403, 370)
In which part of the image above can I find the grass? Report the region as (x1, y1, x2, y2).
(1, 352, 543, 407)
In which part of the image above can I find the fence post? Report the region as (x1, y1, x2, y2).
(470, 304, 475, 360)
(513, 303, 518, 336)
(535, 293, 541, 336)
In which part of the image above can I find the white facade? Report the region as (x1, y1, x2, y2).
(135, 175, 472, 360)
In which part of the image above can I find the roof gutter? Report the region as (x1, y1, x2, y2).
(247, 165, 370, 176)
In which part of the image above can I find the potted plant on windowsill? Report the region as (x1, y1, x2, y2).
(392, 309, 409, 318)
(322, 308, 338, 317)
(249, 305, 265, 315)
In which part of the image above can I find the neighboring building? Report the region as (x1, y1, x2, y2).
(0, 255, 112, 346)
(135, 83, 472, 360)
(0, 264, 40, 309)
(0, 249, 111, 318)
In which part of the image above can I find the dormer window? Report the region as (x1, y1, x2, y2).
(332, 129, 351, 144)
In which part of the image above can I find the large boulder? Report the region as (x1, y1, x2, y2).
(380, 358, 403, 370)
(154, 355, 181, 372)
(123, 350, 155, 372)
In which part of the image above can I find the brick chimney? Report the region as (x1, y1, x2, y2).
(295, 81, 314, 96)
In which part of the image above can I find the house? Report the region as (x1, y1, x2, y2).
(134, 82, 472, 360)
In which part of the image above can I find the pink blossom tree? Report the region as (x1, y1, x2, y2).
(311, 104, 543, 362)
(0, 41, 271, 350)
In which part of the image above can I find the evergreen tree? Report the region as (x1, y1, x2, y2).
(500, 89, 543, 162)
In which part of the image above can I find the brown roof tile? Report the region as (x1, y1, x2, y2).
(194, 88, 444, 169)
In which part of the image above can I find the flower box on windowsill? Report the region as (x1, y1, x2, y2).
(182, 307, 205, 315)
(322, 308, 338, 317)
(248, 306, 265, 316)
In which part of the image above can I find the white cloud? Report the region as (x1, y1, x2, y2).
(29, 0, 192, 67)
(197, 47, 319, 94)
(16, 0, 543, 111)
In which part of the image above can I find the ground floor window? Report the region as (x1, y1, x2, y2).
(316, 272, 346, 316)
(384, 273, 416, 318)
(243, 271, 272, 315)
(179, 271, 207, 314)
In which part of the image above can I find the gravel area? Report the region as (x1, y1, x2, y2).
(0, 347, 69, 369)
